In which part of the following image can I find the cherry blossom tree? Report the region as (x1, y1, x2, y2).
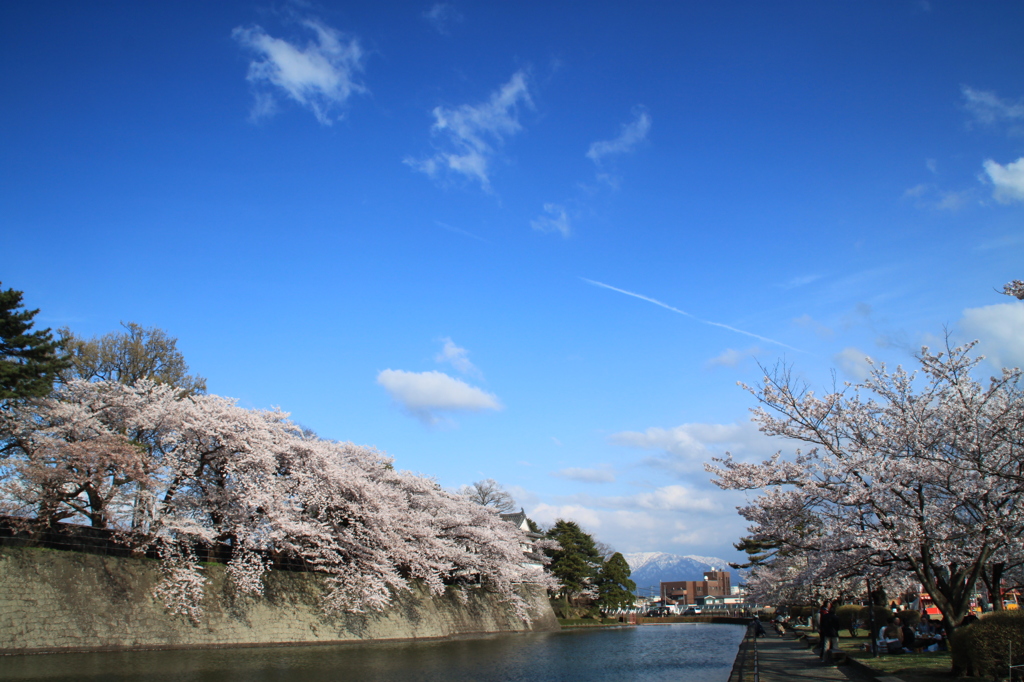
(1002, 279, 1024, 300)
(0, 383, 150, 528)
(707, 341, 1024, 629)
(0, 378, 555, 624)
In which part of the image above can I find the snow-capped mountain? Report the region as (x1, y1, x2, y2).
(622, 551, 747, 591)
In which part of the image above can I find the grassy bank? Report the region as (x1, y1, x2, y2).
(794, 626, 954, 681)
(845, 650, 953, 682)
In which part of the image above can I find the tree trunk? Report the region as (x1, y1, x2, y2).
(910, 544, 990, 630)
(982, 562, 1005, 611)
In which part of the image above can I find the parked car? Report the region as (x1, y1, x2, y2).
(645, 607, 670, 617)
(683, 607, 702, 616)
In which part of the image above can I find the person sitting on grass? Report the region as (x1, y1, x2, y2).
(900, 620, 917, 653)
(879, 617, 903, 654)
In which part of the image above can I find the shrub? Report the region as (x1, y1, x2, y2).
(836, 604, 862, 636)
(896, 609, 920, 628)
(859, 605, 895, 637)
(949, 610, 1024, 679)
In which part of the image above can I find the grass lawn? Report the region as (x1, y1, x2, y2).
(844, 649, 954, 682)
(794, 626, 955, 681)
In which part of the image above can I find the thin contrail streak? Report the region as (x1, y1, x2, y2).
(581, 278, 803, 352)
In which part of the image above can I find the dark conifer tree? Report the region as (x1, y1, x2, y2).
(730, 536, 782, 569)
(544, 519, 603, 605)
(0, 284, 69, 400)
(597, 552, 636, 611)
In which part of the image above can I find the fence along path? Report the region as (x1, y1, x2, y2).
(732, 627, 872, 682)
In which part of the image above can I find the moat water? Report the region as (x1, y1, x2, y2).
(0, 623, 745, 681)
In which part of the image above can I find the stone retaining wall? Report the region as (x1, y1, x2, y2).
(0, 547, 558, 655)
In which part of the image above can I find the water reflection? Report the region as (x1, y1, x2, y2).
(1, 623, 744, 682)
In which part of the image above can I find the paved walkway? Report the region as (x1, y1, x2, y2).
(753, 635, 877, 682)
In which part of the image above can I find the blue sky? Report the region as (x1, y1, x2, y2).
(3, 1, 1023, 567)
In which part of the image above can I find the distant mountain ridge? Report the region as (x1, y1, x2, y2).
(622, 551, 747, 591)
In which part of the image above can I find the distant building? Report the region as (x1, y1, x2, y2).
(660, 570, 731, 606)
(500, 509, 546, 572)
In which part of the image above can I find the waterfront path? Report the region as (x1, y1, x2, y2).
(753, 634, 877, 682)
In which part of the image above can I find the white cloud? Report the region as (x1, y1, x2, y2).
(434, 337, 479, 376)
(706, 346, 761, 369)
(609, 421, 774, 473)
(903, 183, 973, 210)
(983, 157, 1024, 204)
(962, 86, 1024, 126)
(233, 19, 366, 125)
(959, 302, 1024, 370)
(526, 486, 745, 556)
(624, 485, 720, 513)
(780, 274, 821, 290)
(936, 190, 971, 210)
(405, 71, 532, 190)
(586, 107, 651, 164)
(530, 203, 571, 237)
(792, 314, 834, 340)
(905, 183, 929, 199)
(434, 220, 488, 243)
(551, 467, 616, 484)
(903, 183, 931, 199)
(422, 3, 463, 34)
(974, 233, 1024, 252)
(505, 484, 536, 508)
(834, 347, 873, 380)
(529, 503, 604, 530)
(376, 369, 501, 423)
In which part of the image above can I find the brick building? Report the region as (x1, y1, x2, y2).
(660, 570, 731, 606)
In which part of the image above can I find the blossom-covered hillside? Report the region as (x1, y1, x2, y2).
(0, 380, 554, 622)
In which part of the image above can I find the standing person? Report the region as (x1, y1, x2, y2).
(753, 617, 766, 637)
(820, 602, 841, 664)
(813, 601, 828, 655)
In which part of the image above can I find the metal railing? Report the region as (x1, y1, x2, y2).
(728, 621, 761, 682)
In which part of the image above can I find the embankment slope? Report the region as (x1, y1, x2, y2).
(0, 547, 557, 655)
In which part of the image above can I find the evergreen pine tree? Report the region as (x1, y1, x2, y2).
(729, 536, 781, 569)
(544, 520, 603, 605)
(0, 284, 69, 400)
(596, 552, 636, 611)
